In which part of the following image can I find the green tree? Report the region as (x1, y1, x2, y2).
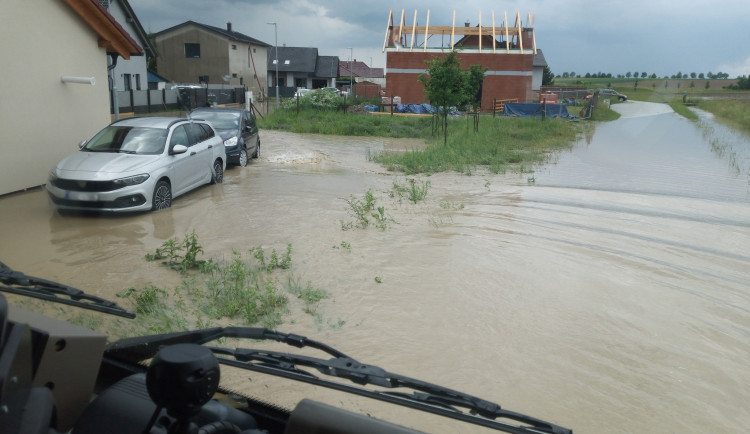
(418, 50, 486, 145)
(146, 33, 158, 72)
(542, 66, 555, 86)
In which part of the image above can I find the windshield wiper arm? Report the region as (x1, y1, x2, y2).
(211, 347, 570, 434)
(105, 327, 571, 433)
(0, 261, 135, 318)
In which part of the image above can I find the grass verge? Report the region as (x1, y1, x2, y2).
(260, 109, 432, 138)
(372, 116, 582, 175)
(694, 99, 750, 133)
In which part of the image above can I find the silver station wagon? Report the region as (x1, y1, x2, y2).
(46, 117, 226, 213)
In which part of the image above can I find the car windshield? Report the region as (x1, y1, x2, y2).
(83, 126, 168, 155)
(192, 111, 240, 130)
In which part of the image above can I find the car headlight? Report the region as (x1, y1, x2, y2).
(223, 136, 238, 147)
(113, 173, 150, 186)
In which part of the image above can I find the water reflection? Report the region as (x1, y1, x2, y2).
(695, 107, 750, 180)
(537, 107, 750, 202)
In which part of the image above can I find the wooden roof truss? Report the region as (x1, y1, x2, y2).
(382, 9, 536, 54)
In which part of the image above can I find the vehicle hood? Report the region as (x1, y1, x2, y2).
(215, 129, 239, 141)
(53, 151, 156, 179)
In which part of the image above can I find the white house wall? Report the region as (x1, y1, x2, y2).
(0, 0, 112, 196)
(107, 0, 149, 91)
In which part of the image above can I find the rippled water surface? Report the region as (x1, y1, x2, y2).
(1, 101, 748, 433)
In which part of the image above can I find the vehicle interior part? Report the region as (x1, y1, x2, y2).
(284, 399, 422, 434)
(5, 305, 107, 431)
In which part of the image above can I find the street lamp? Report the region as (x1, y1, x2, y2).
(267, 22, 279, 106)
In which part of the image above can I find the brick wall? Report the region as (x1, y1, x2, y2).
(385, 50, 534, 110)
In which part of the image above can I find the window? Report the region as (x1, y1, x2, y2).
(231, 44, 237, 50)
(188, 123, 214, 143)
(135, 74, 141, 90)
(185, 43, 201, 58)
(123, 73, 131, 91)
(169, 125, 190, 148)
(232, 73, 237, 78)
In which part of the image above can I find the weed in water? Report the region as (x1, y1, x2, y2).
(126, 285, 167, 315)
(333, 241, 352, 251)
(344, 189, 378, 229)
(287, 277, 329, 315)
(250, 244, 293, 271)
(392, 178, 430, 204)
(328, 318, 346, 329)
(372, 206, 389, 230)
(147, 230, 207, 272)
(114, 236, 329, 340)
(439, 200, 464, 210)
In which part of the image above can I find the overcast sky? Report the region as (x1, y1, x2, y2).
(130, 0, 750, 79)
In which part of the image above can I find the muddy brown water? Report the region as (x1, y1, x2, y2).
(1, 101, 749, 433)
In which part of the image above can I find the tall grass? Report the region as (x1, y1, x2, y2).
(260, 109, 432, 138)
(695, 99, 750, 133)
(373, 116, 581, 175)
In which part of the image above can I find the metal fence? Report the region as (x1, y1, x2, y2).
(112, 85, 247, 114)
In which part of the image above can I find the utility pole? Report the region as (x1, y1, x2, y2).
(349, 47, 354, 99)
(267, 22, 279, 106)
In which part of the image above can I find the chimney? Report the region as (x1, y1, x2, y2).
(464, 20, 470, 27)
(227, 22, 232, 32)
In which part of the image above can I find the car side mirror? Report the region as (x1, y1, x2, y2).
(78, 140, 87, 149)
(170, 144, 188, 155)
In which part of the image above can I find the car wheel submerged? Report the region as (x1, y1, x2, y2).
(212, 159, 224, 184)
(152, 180, 172, 210)
(252, 138, 260, 159)
(238, 148, 248, 167)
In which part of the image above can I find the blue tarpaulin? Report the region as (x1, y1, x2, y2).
(396, 103, 437, 114)
(503, 103, 571, 118)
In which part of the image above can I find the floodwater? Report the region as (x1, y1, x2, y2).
(1, 101, 749, 433)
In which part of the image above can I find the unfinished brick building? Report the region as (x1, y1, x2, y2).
(383, 9, 543, 111)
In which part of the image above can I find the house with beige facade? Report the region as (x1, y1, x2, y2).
(0, 0, 142, 196)
(153, 21, 270, 100)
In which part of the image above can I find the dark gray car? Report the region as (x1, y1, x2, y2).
(190, 108, 260, 167)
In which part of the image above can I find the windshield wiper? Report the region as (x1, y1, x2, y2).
(0, 261, 135, 318)
(105, 327, 572, 434)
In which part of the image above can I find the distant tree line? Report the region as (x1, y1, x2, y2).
(557, 71, 733, 80)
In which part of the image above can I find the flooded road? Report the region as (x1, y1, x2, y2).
(1, 101, 749, 433)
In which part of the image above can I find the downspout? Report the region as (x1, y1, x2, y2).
(108, 53, 120, 121)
